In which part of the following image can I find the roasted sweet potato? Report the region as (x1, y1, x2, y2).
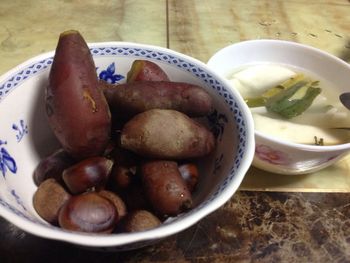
(46, 30, 111, 159)
(102, 81, 213, 118)
(141, 160, 192, 216)
(120, 109, 215, 159)
(126, 60, 169, 83)
(178, 163, 199, 192)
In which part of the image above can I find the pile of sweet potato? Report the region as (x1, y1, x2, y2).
(33, 30, 216, 234)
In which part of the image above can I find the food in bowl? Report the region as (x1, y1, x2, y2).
(0, 31, 254, 248)
(227, 63, 350, 145)
(34, 30, 217, 233)
(207, 39, 350, 175)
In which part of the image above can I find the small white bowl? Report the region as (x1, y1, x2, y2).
(207, 39, 350, 175)
(0, 42, 254, 250)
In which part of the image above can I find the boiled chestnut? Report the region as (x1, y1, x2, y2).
(33, 148, 75, 186)
(122, 210, 161, 232)
(98, 190, 127, 219)
(33, 178, 71, 224)
(62, 157, 113, 194)
(58, 192, 117, 233)
(109, 147, 139, 189)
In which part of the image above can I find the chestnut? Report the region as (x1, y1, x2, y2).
(33, 148, 75, 186)
(109, 147, 139, 189)
(33, 178, 71, 224)
(122, 210, 161, 233)
(98, 190, 127, 219)
(58, 192, 117, 233)
(110, 165, 137, 189)
(62, 157, 113, 194)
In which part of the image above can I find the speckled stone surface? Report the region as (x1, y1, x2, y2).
(1, 191, 349, 262)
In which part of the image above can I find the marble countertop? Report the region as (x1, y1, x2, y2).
(1, 191, 349, 262)
(1, 1, 350, 262)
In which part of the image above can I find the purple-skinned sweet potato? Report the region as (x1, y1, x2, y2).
(102, 81, 213, 117)
(46, 30, 111, 159)
(120, 109, 216, 159)
(141, 160, 192, 216)
(46, 30, 111, 160)
(126, 60, 169, 83)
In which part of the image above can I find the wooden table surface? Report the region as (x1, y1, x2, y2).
(0, 1, 350, 262)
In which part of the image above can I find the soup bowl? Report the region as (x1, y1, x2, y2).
(0, 41, 254, 250)
(207, 39, 350, 175)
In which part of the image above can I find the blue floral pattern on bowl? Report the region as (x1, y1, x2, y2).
(12, 119, 28, 142)
(98, 62, 124, 84)
(0, 140, 17, 178)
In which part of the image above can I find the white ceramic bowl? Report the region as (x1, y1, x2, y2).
(0, 42, 254, 250)
(207, 39, 350, 175)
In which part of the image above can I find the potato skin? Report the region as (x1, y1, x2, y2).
(141, 160, 192, 216)
(102, 81, 213, 117)
(120, 109, 215, 159)
(46, 30, 111, 159)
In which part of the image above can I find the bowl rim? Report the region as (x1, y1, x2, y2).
(208, 39, 350, 151)
(0, 41, 255, 247)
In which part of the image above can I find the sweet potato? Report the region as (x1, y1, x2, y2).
(126, 60, 169, 83)
(141, 160, 192, 216)
(178, 163, 199, 192)
(102, 81, 213, 117)
(46, 30, 111, 159)
(120, 109, 215, 159)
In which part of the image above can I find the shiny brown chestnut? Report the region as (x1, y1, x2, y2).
(109, 147, 139, 189)
(62, 157, 113, 194)
(58, 192, 117, 233)
(33, 148, 75, 186)
(98, 190, 127, 219)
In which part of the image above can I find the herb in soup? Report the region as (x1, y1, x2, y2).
(246, 74, 322, 119)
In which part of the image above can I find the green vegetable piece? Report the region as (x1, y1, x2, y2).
(265, 81, 321, 119)
(244, 74, 306, 108)
(262, 74, 306, 98)
(245, 97, 266, 107)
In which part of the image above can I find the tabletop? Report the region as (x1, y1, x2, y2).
(0, 1, 350, 262)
